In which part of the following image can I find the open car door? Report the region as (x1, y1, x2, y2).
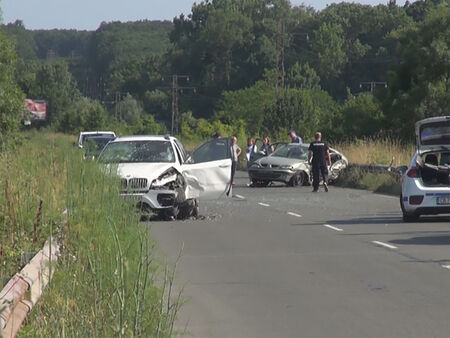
(182, 138, 233, 200)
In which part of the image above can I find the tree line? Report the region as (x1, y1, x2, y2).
(0, 0, 449, 146)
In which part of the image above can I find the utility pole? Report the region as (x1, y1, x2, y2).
(359, 81, 388, 94)
(170, 75, 194, 136)
(275, 20, 286, 100)
(115, 92, 123, 121)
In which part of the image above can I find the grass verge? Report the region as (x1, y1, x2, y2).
(336, 137, 414, 167)
(1, 132, 181, 336)
(335, 166, 402, 196)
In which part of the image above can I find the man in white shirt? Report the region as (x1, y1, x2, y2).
(231, 136, 242, 185)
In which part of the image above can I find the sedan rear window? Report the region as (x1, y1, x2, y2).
(272, 144, 309, 160)
(99, 140, 175, 163)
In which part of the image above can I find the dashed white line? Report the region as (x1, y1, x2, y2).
(442, 265, 450, 270)
(287, 212, 302, 218)
(372, 241, 397, 250)
(258, 202, 270, 207)
(323, 224, 343, 232)
(234, 194, 245, 199)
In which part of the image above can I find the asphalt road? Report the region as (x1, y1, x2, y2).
(148, 171, 450, 338)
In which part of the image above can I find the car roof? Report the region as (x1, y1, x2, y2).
(79, 131, 116, 136)
(110, 135, 176, 143)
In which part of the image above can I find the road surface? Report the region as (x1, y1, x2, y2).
(148, 171, 450, 338)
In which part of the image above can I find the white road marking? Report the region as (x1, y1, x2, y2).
(323, 224, 343, 232)
(258, 202, 270, 207)
(442, 265, 450, 270)
(234, 194, 245, 199)
(287, 212, 302, 218)
(372, 241, 397, 250)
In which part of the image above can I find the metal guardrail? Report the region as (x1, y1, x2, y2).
(0, 238, 59, 338)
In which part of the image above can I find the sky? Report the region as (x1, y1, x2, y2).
(2, 0, 410, 31)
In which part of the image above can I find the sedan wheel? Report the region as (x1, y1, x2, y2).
(288, 172, 305, 187)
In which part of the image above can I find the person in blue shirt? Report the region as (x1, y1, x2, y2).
(288, 130, 302, 144)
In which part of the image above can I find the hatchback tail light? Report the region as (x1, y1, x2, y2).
(409, 195, 424, 205)
(407, 167, 420, 178)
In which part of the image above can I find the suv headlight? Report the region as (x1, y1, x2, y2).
(280, 165, 293, 170)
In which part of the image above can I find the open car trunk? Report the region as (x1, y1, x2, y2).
(415, 116, 450, 187)
(418, 152, 450, 187)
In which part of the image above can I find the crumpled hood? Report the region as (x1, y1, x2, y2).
(116, 162, 175, 181)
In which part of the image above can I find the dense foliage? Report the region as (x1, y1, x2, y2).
(1, 0, 449, 143)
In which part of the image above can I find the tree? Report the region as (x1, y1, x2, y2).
(2, 20, 37, 60)
(384, 5, 450, 138)
(312, 22, 347, 81)
(0, 29, 24, 146)
(340, 93, 384, 139)
(262, 88, 339, 141)
(27, 61, 81, 124)
(57, 98, 109, 133)
(216, 77, 275, 135)
(286, 62, 321, 89)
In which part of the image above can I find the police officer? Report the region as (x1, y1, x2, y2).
(308, 132, 331, 192)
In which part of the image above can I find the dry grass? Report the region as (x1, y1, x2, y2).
(336, 138, 414, 166)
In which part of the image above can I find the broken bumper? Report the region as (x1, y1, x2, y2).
(248, 168, 295, 183)
(120, 189, 177, 210)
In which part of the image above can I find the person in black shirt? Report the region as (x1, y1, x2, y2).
(308, 132, 331, 192)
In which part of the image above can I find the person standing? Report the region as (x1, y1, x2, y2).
(231, 136, 242, 185)
(246, 137, 256, 186)
(246, 137, 256, 162)
(260, 136, 274, 156)
(288, 130, 303, 144)
(308, 132, 331, 192)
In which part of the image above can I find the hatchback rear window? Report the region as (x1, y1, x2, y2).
(420, 121, 450, 146)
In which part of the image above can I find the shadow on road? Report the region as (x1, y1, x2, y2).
(326, 215, 450, 226)
(328, 216, 404, 225)
(390, 235, 450, 246)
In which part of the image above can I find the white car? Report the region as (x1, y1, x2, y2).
(78, 131, 116, 148)
(400, 116, 450, 222)
(98, 135, 233, 219)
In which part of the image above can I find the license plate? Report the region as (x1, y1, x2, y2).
(437, 196, 450, 205)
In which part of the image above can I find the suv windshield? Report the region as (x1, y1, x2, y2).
(99, 140, 175, 163)
(272, 144, 309, 160)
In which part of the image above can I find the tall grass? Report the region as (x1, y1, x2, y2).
(0, 131, 68, 279)
(1, 132, 181, 336)
(336, 137, 415, 166)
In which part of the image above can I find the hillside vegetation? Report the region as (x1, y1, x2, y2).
(1, 0, 449, 147)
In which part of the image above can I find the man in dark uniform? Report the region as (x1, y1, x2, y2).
(308, 132, 331, 192)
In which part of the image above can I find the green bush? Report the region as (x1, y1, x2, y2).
(336, 166, 401, 195)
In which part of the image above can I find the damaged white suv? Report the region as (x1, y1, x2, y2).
(98, 135, 233, 219)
